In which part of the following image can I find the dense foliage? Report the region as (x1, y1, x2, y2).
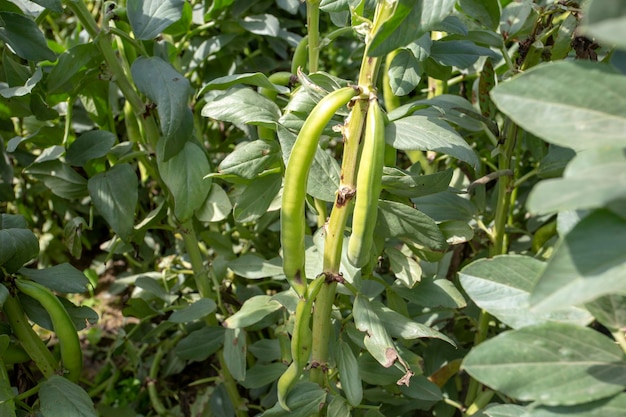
(0, 0, 625, 416)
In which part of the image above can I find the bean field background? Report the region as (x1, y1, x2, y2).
(0, 1, 625, 416)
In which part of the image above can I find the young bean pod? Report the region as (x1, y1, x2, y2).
(347, 95, 385, 267)
(15, 279, 83, 382)
(281, 86, 360, 296)
(276, 274, 325, 410)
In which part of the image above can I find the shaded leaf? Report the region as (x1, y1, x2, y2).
(127, 0, 184, 40)
(0, 228, 39, 273)
(261, 382, 326, 417)
(19, 264, 90, 294)
(377, 200, 447, 250)
(581, 0, 626, 49)
(66, 130, 116, 167)
(224, 295, 283, 328)
(0, 12, 56, 62)
(199, 72, 289, 95)
(227, 254, 283, 279)
(175, 327, 225, 361)
(462, 323, 626, 406)
(388, 49, 422, 96)
(202, 88, 280, 129)
(233, 174, 281, 223)
(39, 376, 97, 417)
(25, 160, 88, 199)
(224, 328, 246, 381)
(168, 299, 217, 323)
(335, 339, 362, 406)
(585, 295, 626, 333)
(216, 140, 281, 180)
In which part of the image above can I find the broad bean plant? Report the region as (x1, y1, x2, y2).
(0, 0, 625, 416)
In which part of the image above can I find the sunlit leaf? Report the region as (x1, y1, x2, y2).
(127, 0, 184, 40)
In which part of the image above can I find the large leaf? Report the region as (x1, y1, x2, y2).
(530, 210, 626, 311)
(25, 160, 88, 199)
(377, 200, 446, 250)
(526, 393, 626, 417)
(430, 39, 500, 69)
(66, 130, 116, 167)
(585, 294, 626, 333)
(46, 43, 100, 94)
(368, 0, 456, 57)
(158, 141, 212, 222)
(459, 255, 592, 329)
(458, 0, 500, 30)
(0, 228, 39, 273)
(386, 115, 479, 168)
(216, 140, 281, 180)
(224, 328, 246, 381)
(581, 0, 626, 50)
(261, 382, 326, 417)
(227, 254, 283, 279)
(233, 174, 281, 223)
(127, 0, 184, 40)
(491, 61, 626, 151)
(388, 48, 423, 96)
(527, 147, 626, 214)
(132, 56, 193, 159)
(19, 263, 90, 294)
(175, 327, 225, 361)
(88, 164, 137, 241)
(199, 72, 289, 95)
(0, 12, 56, 62)
(39, 376, 97, 417)
(462, 322, 626, 406)
(335, 339, 362, 407)
(224, 295, 283, 329)
(201, 88, 281, 129)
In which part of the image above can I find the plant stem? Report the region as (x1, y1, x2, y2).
(180, 219, 214, 301)
(218, 351, 248, 417)
(307, 0, 321, 73)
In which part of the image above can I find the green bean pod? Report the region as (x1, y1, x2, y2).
(15, 279, 83, 382)
(276, 274, 325, 410)
(281, 86, 360, 296)
(348, 95, 385, 267)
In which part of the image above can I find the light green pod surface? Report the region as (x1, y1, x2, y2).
(348, 96, 385, 267)
(15, 279, 83, 382)
(281, 86, 359, 296)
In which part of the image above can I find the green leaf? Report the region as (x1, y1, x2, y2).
(158, 141, 212, 222)
(388, 49, 423, 96)
(132, 56, 193, 158)
(224, 328, 246, 381)
(386, 115, 479, 168)
(430, 39, 500, 69)
(335, 339, 362, 407)
(39, 376, 97, 417)
(175, 327, 225, 361)
(233, 174, 281, 223)
(377, 200, 447, 251)
(499, 0, 533, 39)
(46, 43, 100, 95)
(581, 0, 626, 50)
(19, 264, 90, 294)
(201, 88, 281, 129)
(413, 191, 477, 222)
(195, 184, 232, 223)
(327, 395, 351, 417)
(216, 140, 281, 180)
(224, 295, 283, 328)
(462, 322, 626, 406)
(241, 362, 287, 389)
(491, 61, 626, 151)
(530, 210, 626, 311)
(88, 164, 137, 241)
(585, 295, 626, 333)
(239, 14, 281, 37)
(0, 228, 39, 273)
(528, 147, 626, 214)
(458, 0, 500, 30)
(0, 66, 42, 98)
(527, 393, 626, 417)
(478, 404, 526, 417)
(25, 160, 88, 199)
(199, 72, 289, 95)
(440, 220, 474, 245)
(227, 254, 283, 279)
(0, 284, 8, 309)
(368, 0, 456, 57)
(386, 247, 421, 288)
(261, 382, 326, 417)
(168, 299, 217, 323)
(459, 255, 592, 329)
(30, 0, 63, 13)
(0, 12, 56, 62)
(127, 0, 184, 40)
(66, 130, 116, 167)
(392, 276, 466, 309)
(382, 167, 452, 198)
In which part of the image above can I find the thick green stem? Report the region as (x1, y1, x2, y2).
(180, 220, 214, 301)
(306, 1, 321, 73)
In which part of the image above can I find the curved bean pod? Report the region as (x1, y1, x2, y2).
(15, 279, 83, 382)
(281, 86, 360, 296)
(348, 95, 385, 267)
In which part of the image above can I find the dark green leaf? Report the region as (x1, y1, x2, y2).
(430, 39, 500, 69)
(200, 73, 289, 95)
(132, 56, 193, 158)
(335, 339, 362, 406)
(66, 130, 116, 166)
(175, 327, 225, 361)
(29, 0, 63, 13)
(388, 49, 423, 96)
(127, 0, 184, 40)
(158, 141, 212, 222)
(327, 395, 351, 417)
(25, 160, 88, 199)
(168, 299, 217, 323)
(373, 302, 455, 345)
(382, 167, 452, 198)
(499, 0, 533, 39)
(458, 0, 500, 30)
(233, 174, 281, 223)
(19, 264, 90, 294)
(216, 140, 281, 180)
(462, 323, 626, 406)
(530, 210, 626, 311)
(0, 66, 42, 98)
(413, 191, 477, 222)
(261, 382, 326, 417)
(460, 255, 592, 329)
(46, 43, 100, 95)
(392, 276, 466, 309)
(39, 376, 97, 417)
(241, 362, 287, 389)
(227, 254, 283, 279)
(0, 228, 38, 273)
(0, 12, 56, 62)
(88, 164, 137, 241)
(491, 61, 626, 151)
